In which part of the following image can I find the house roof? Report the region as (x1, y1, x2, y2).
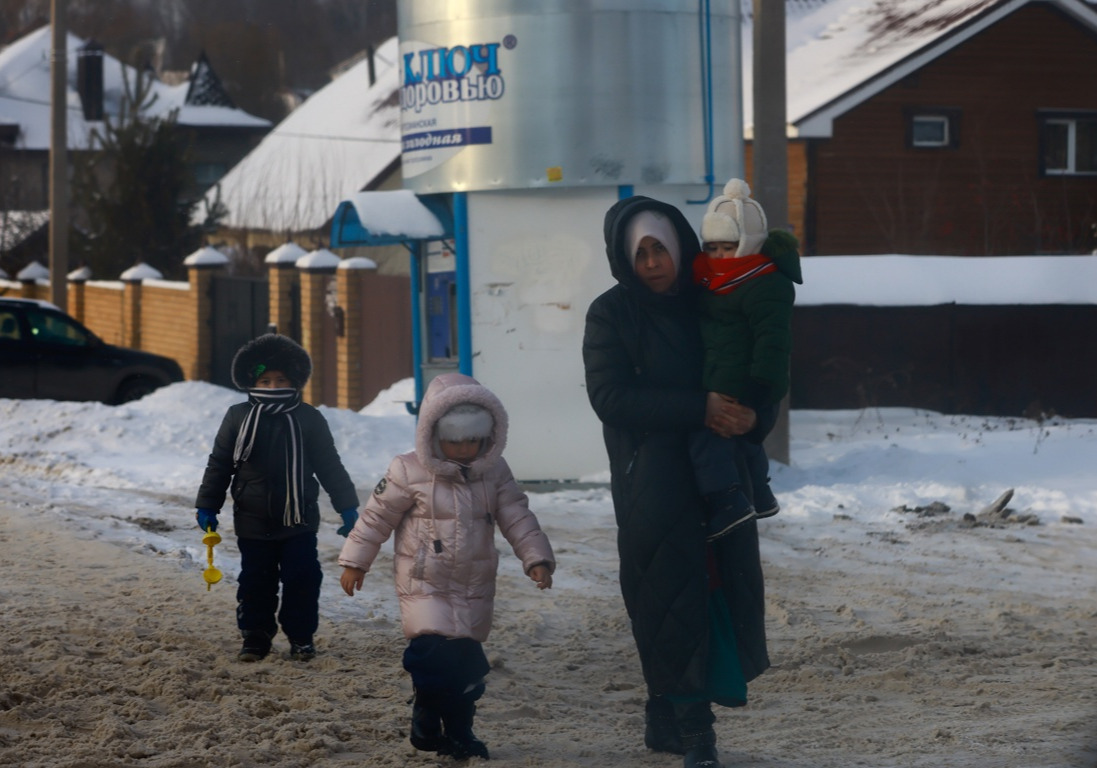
(199, 37, 401, 233)
(0, 26, 270, 151)
(197, 1, 1097, 235)
(0, 209, 49, 252)
(744, 0, 1097, 137)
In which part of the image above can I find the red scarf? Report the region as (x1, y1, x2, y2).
(692, 253, 777, 294)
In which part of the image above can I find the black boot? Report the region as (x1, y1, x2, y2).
(440, 693, 490, 760)
(703, 486, 756, 540)
(644, 696, 684, 754)
(410, 689, 451, 754)
(753, 479, 780, 519)
(238, 630, 273, 662)
(683, 740, 723, 768)
(674, 700, 719, 768)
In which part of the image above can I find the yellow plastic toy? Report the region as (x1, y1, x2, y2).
(202, 527, 223, 590)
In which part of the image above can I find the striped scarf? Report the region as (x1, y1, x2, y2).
(692, 252, 778, 294)
(233, 387, 306, 527)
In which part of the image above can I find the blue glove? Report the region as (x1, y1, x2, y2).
(337, 508, 358, 537)
(196, 508, 219, 532)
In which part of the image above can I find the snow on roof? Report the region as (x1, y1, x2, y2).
(798, 254, 1097, 305)
(264, 241, 309, 264)
(296, 248, 342, 270)
(338, 256, 378, 270)
(743, 0, 1097, 136)
(0, 209, 49, 251)
(182, 246, 229, 267)
(120, 263, 164, 281)
(0, 26, 269, 151)
(346, 190, 445, 239)
(199, 37, 401, 233)
(15, 260, 50, 280)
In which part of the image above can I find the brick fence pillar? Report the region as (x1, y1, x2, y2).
(118, 263, 165, 350)
(336, 257, 377, 411)
(66, 266, 91, 323)
(16, 260, 50, 300)
(297, 248, 341, 406)
(265, 242, 307, 339)
(183, 246, 229, 382)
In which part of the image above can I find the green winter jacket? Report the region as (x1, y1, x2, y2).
(697, 229, 802, 408)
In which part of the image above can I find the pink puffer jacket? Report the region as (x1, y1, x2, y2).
(338, 373, 555, 642)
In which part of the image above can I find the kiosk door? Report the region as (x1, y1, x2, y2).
(421, 239, 459, 387)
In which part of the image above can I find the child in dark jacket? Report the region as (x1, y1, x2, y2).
(194, 334, 359, 662)
(691, 179, 802, 539)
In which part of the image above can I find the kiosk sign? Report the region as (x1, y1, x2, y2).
(399, 36, 515, 180)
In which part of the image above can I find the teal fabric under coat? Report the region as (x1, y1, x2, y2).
(669, 590, 748, 708)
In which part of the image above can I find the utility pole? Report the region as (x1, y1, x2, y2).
(49, 0, 69, 310)
(753, 0, 790, 464)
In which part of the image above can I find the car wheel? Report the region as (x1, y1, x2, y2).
(113, 376, 160, 404)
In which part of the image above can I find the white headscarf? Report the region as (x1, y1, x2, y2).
(625, 210, 681, 274)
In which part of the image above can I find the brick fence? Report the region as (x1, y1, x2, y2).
(2, 247, 412, 411)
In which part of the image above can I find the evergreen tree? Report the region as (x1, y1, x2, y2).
(71, 66, 206, 280)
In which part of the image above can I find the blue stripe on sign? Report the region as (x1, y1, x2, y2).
(402, 126, 492, 153)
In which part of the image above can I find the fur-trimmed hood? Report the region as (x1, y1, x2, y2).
(415, 373, 508, 477)
(231, 334, 312, 390)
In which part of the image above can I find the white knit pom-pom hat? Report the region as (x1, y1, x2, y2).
(700, 178, 769, 257)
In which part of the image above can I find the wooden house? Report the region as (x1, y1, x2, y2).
(0, 27, 270, 275)
(746, 0, 1097, 256)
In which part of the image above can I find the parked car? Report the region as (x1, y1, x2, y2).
(0, 297, 184, 404)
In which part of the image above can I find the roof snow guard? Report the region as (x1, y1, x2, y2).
(330, 190, 451, 248)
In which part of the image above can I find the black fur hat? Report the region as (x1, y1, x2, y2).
(231, 334, 312, 390)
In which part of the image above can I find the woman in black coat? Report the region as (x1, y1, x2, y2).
(582, 195, 772, 768)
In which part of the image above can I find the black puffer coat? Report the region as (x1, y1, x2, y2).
(195, 402, 359, 540)
(582, 195, 771, 697)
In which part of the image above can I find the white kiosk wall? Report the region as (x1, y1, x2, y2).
(465, 188, 615, 480)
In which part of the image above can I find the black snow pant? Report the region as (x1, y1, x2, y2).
(236, 532, 322, 642)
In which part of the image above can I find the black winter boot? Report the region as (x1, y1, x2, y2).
(410, 689, 451, 754)
(238, 631, 273, 662)
(703, 486, 756, 540)
(440, 694, 489, 760)
(683, 740, 723, 768)
(644, 696, 684, 754)
(753, 479, 780, 518)
(675, 700, 720, 768)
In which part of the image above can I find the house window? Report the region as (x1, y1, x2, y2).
(912, 116, 949, 146)
(1040, 115, 1097, 175)
(905, 109, 960, 149)
(193, 162, 228, 187)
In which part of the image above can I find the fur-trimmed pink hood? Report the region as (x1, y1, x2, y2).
(339, 372, 554, 643)
(415, 373, 509, 477)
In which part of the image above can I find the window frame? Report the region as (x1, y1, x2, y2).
(904, 107, 961, 150)
(1038, 111, 1097, 177)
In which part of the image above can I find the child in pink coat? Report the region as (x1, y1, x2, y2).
(339, 373, 555, 760)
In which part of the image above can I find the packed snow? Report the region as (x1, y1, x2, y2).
(0, 378, 1094, 766)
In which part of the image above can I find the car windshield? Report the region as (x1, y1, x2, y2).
(26, 309, 92, 346)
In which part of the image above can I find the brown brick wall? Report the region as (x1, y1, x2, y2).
(81, 283, 126, 346)
(140, 284, 196, 370)
(299, 269, 338, 406)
